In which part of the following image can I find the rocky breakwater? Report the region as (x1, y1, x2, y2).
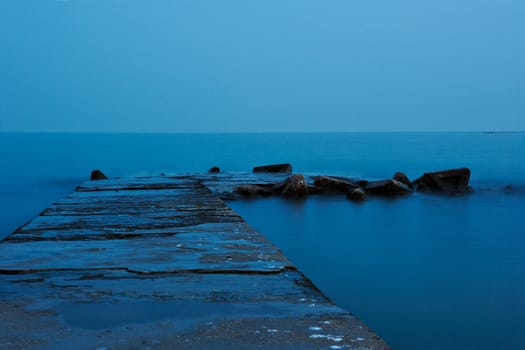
(225, 164, 473, 202)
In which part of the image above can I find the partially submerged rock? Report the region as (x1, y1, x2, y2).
(393, 172, 413, 189)
(90, 169, 108, 181)
(366, 179, 412, 197)
(346, 188, 368, 202)
(253, 163, 292, 173)
(355, 179, 369, 188)
(306, 184, 323, 195)
(280, 174, 308, 199)
(208, 166, 221, 173)
(313, 176, 359, 194)
(234, 184, 273, 199)
(412, 168, 471, 194)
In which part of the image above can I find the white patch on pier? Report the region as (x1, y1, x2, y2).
(309, 334, 326, 339)
(329, 336, 344, 342)
(308, 334, 343, 342)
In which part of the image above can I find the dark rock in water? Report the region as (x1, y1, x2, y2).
(281, 174, 308, 198)
(307, 184, 323, 195)
(346, 188, 368, 202)
(272, 181, 286, 195)
(366, 179, 412, 196)
(313, 176, 359, 194)
(234, 185, 273, 199)
(253, 163, 292, 173)
(412, 168, 471, 194)
(235, 185, 259, 198)
(208, 166, 221, 173)
(90, 169, 108, 181)
(393, 172, 413, 189)
(503, 185, 513, 194)
(355, 179, 369, 188)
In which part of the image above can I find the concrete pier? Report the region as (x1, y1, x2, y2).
(0, 176, 390, 349)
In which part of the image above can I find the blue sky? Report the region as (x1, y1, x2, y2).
(0, 0, 523, 132)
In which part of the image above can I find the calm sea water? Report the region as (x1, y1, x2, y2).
(1, 132, 524, 350)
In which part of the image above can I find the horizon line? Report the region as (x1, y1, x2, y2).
(0, 130, 524, 134)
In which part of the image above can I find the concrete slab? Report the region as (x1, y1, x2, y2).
(0, 176, 390, 349)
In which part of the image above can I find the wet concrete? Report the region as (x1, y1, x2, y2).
(0, 175, 390, 349)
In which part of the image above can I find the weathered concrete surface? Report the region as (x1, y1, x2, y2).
(0, 176, 390, 350)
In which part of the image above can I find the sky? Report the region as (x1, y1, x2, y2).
(0, 0, 523, 132)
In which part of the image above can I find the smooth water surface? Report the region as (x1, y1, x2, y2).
(1, 132, 524, 349)
(229, 192, 525, 350)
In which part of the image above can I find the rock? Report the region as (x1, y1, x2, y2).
(307, 184, 323, 195)
(234, 185, 273, 199)
(346, 188, 368, 202)
(253, 163, 292, 173)
(366, 179, 412, 196)
(313, 176, 359, 194)
(208, 166, 220, 173)
(393, 172, 413, 189)
(355, 179, 369, 188)
(90, 169, 108, 180)
(503, 185, 513, 194)
(281, 174, 308, 199)
(271, 181, 286, 195)
(412, 168, 471, 194)
(234, 185, 259, 198)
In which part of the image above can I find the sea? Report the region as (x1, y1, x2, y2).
(1, 132, 524, 350)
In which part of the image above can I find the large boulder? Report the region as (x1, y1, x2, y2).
(253, 163, 292, 173)
(393, 172, 413, 189)
(412, 168, 471, 194)
(234, 184, 273, 199)
(281, 174, 308, 199)
(90, 169, 108, 180)
(346, 188, 368, 202)
(366, 179, 412, 196)
(313, 176, 359, 194)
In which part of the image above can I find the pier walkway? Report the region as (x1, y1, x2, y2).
(0, 176, 389, 349)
